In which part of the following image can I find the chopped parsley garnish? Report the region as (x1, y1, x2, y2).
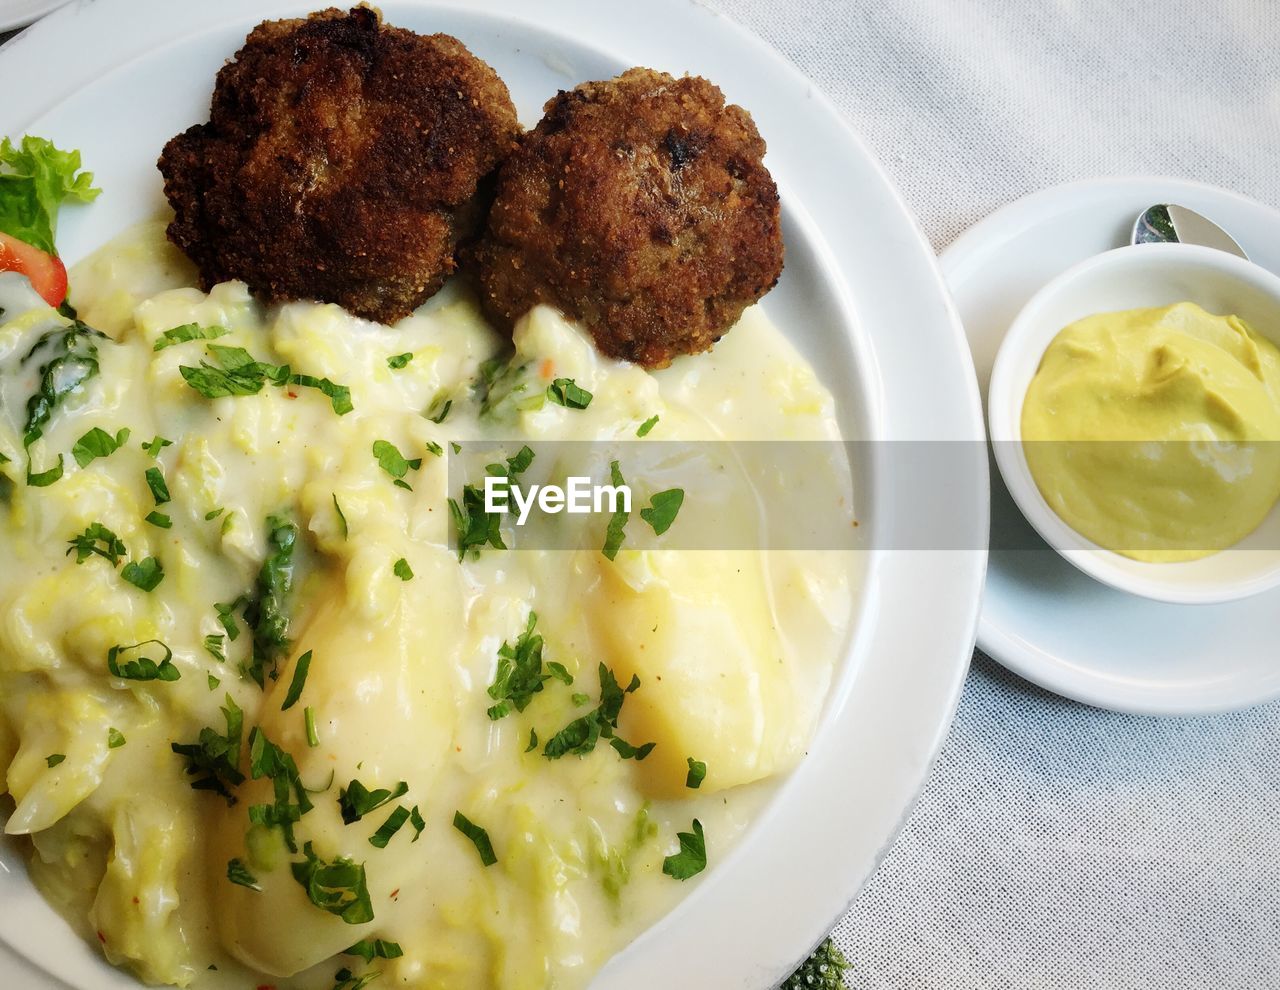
(145, 510, 172, 529)
(205, 507, 225, 521)
(291, 841, 374, 924)
(449, 445, 534, 559)
(409, 805, 426, 842)
(144, 466, 170, 504)
(339, 779, 409, 825)
(171, 694, 245, 804)
(21, 321, 106, 484)
(426, 395, 452, 423)
(640, 488, 684, 536)
(542, 663, 653, 761)
(305, 706, 320, 747)
(332, 494, 348, 538)
(121, 556, 164, 591)
(685, 757, 707, 789)
(45, 753, 65, 767)
(207, 673, 221, 691)
(153, 323, 228, 352)
(486, 612, 563, 720)
(547, 377, 593, 409)
(424, 440, 443, 457)
(571, 692, 590, 706)
(71, 426, 130, 468)
(636, 415, 659, 437)
(387, 352, 413, 370)
(368, 806, 411, 849)
(601, 460, 629, 560)
(392, 558, 413, 581)
(66, 522, 125, 565)
(247, 726, 313, 852)
(453, 811, 497, 866)
(372, 439, 421, 491)
(214, 598, 245, 641)
(242, 515, 297, 687)
(662, 819, 707, 880)
(332, 966, 380, 990)
(281, 650, 312, 710)
(107, 728, 126, 749)
(179, 344, 352, 414)
(345, 938, 404, 962)
(525, 729, 539, 752)
(107, 640, 179, 681)
(141, 435, 172, 457)
(203, 634, 226, 663)
(226, 858, 261, 891)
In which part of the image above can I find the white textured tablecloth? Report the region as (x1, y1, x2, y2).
(703, 1, 1280, 987)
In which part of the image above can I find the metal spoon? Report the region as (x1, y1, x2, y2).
(1131, 204, 1249, 259)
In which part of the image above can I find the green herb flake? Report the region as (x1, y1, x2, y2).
(571, 692, 590, 707)
(107, 728, 127, 749)
(107, 639, 179, 681)
(71, 426, 130, 468)
(280, 650, 313, 711)
(368, 805, 411, 849)
(171, 694, 245, 804)
(331, 967, 380, 990)
(409, 805, 426, 842)
(45, 753, 65, 768)
(243, 515, 297, 688)
(449, 445, 534, 560)
(145, 466, 170, 504)
(640, 488, 684, 536)
(247, 726, 314, 852)
(543, 663, 653, 761)
(214, 598, 244, 641)
(332, 494, 348, 538)
(121, 556, 164, 592)
(636, 414, 660, 437)
(141, 435, 173, 457)
(601, 460, 629, 560)
(486, 612, 556, 720)
(661, 818, 707, 880)
(289, 373, 353, 415)
(525, 728, 539, 753)
(145, 510, 172, 529)
(387, 352, 413, 370)
(153, 323, 229, 352)
(226, 858, 261, 891)
(345, 938, 404, 962)
(305, 706, 320, 748)
(339, 779, 409, 825)
(685, 757, 707, 789)
(453, 811, 497, 866)
(424, 440, 443, 457)
(426, 395, 452, 423)
(392, 558, 413, 581)
(290, 841, 374, 925)
(207, 673, 221, 691)
(205, 507, 225, 521)
(66, 522, 126, 565)
(372, 440, 422, 491)
(21, 322, 105, 463)
(26, 458, 64, 487)
(204, 634, 226, 663)
(546, 377, 593, 409)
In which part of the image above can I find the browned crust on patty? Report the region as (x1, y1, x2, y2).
(471, 67, 783, 368)
(158, 6, 520, 324)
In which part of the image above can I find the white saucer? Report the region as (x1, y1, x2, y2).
(943, 177, 1280, 715)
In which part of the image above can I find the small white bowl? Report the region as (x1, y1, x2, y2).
(988, 242, 1280, 605)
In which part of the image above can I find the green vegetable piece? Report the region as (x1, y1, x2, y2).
(636, 415, 659, 437)
(0, 135, 100, 256)
(661, 819, 707, 880)
(171, 694, 245, 805)
(242, 515, 297, 687)
(601, 460, 629, 560)
(107, 640, 179, 681)
(71, 426, 130, 468)
(372, 440, 421, 490)
(453, 811, 497, 866)
(305, 706, 320, 748)
(685, 757, 707, 789)
(145, 510, 172, 529)
(153, 323, 228, 351)
(144, 466, 170, 504)
(290, 841, 374, 925)
(449, 445, 534, 560)
(547, 377, 593, 409)
(368, 806, 411, 848)
(226, 858, 261, 891)
(339, 779, 409, 825)
(281, 650, 313, 711)
(392, 558, 413, 581)
(45, 753, 65, 768)
(640, 488, 684, 536)
(121, 556, 164, 591)
(543, 663, 652, 761)
(345, 938, 403, 961)
(21, 322, 104, 455)
(247, 725, 313, 852)
(525, 728, 539, 753)
(204, 634, 226, 663)
(107, 728, 126, 749)
(141, 435, 172, 457)
(387, 352, 413, 370)
(26, 458, 63, 486)
(66, 522, 126, 565)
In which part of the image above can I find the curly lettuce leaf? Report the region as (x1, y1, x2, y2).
(0, 135, 101, 256)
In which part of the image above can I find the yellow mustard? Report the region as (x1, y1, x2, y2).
(1021, 301, 1280, 562)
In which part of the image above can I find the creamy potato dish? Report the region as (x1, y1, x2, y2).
(0, 222, 854, 989)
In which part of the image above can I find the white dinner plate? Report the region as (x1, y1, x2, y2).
(945, 176, 1280, 716)
(0, 0, 68, 33)
(0, 2, 987, 987)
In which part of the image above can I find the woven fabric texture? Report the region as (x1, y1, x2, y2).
(704, 1, 1280, 986)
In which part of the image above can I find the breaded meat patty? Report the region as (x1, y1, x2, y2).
(472, 67, 783, 368)
(158, 6, 520, 324)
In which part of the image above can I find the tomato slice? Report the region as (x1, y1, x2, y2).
(0, 231, 68, 307)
